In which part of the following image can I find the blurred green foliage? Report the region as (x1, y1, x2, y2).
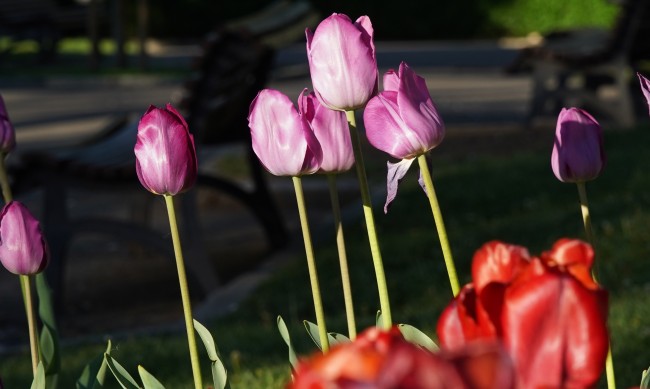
(145, 0, 619, 39)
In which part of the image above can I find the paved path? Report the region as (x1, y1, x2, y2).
(0, 40, 534, 350)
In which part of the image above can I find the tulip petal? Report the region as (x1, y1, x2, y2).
(365, 91, 422, 159)
(249, 89, 321, 176)
(397, 62, 445, 153)
(385, 158, 415, 213)
(383, 69, 399, 92)
(502, 260, 609, 388)
(471, 241, 530, 295)
(638, 72, 650, 115)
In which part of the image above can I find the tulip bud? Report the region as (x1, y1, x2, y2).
(638, 72, 650, 115)
(551, 107, 605, 183)
(248, 89, 322, 176)
(0, 201, 48, 275)
(306, 14, 378, 111)
(364, 62, 444, 160)
(298, 89, 354, 173)
(134, 104, 197, 196)
(0, 94, 16, 155)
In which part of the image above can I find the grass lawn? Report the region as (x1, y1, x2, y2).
(2, 124, 650, 388)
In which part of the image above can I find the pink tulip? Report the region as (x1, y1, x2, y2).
(551, 107, 605, 183)
(306, 13, 378, 111)
(249, 89, 322, 176)
(363, 62, 445, 212)
(365, 62, 444, 159)
(298, 89, 354, 173)
(638, 73, 650, 115)
(0, 94, 16, 154)
(0, 201, 48, 275)
(134, 104, 197, 196)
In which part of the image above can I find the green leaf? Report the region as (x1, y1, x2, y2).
(277, 316, 298, 370)
(30, 362, 46, 389)
(303, 320, 323, 351)
(36, 273, 61, 385)
(398, 324, 439, 352)
(104, 354, 140, 389)
(193, 319, 219, 361)
(641, 367, 650, 388)
(193, 319, 228, 389)
(76, 340, 111, 389)
(137, 366, 165, 389)
(327, 332, 350, 347)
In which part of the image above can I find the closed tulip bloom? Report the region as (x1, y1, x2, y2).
(298, 89, 354, 173)
(638, 73, 650, 115)
(134, 104, 197, 195)
(306, 14, 378, 111)
(551, 107, 605, 183)
(0, 201, 48, 275)
(0, 94, 16, 154)
(249, 89, 322, 176)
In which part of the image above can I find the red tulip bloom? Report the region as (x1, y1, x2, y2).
(290, 326, 515, 389)
(438, 239, 609, 389)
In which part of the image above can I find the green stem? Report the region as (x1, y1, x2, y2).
(346, 110, 392, 329)
(163, 195, 203, 389)
(327, 174, 357, 340)
(20, 275, 39, 374)
(575, 182, 615, 389)
(0, 155, 40, 374)
(292, 176, 329, 352)
(0, 155, 13, 203)
(417, 155, 460, 297)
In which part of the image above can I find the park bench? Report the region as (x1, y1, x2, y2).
(10, 0, 318, 308)
(507, 0, 650, 127)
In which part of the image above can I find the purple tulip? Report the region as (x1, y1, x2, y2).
(551, 107, 606, 183)
(298, 89, 354, 173)
(134, 104, 198, 195)
(638, 73, 650, 115)
(0, 94, 16, 154)
(0, 201, 48, 275)
(363, 62, 445, 212)
(306, 13, 378, 111)
(249, 89, 322, 176)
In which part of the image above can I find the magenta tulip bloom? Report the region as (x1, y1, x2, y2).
(306, 14, 378, 111)
(298, 89, 354, 173)
(638, 73, 650, 115)
(363, 62, 445, 212)
(134, 104, 197, 195)
(0, 94, 16, 154)
(249, 89, 322, 176)
(0, 201, 48, 275)
(551, 107, 605, 183)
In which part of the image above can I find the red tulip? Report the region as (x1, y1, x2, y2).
(471, 241, 530, 295)
(290, 327, 515, 389)
(134, 104, 197, 195)
(0, 201, 48, 275)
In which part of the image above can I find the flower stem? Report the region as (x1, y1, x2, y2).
(417, 155, 460, 297)
(0, 155, 40, 374)
(346, 110, 392, 329)
(163, 195, 203, 389)
(292, 176, 329, 352)
(575, 182, 615, 389)
(327, 174, 357, 340)
(20, 275, 39, 374)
